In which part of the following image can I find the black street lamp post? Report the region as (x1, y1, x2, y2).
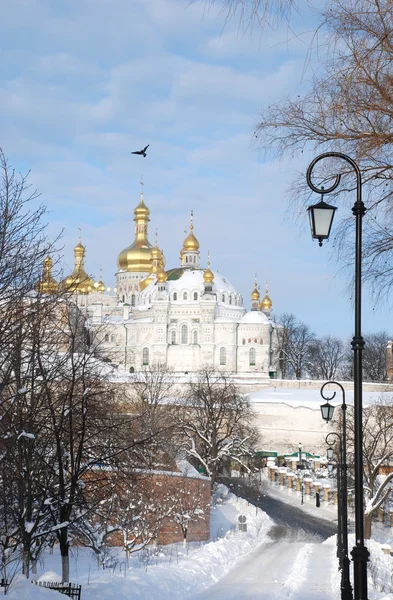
(321, 381, 353, 600)
(307, 153, 369, 600)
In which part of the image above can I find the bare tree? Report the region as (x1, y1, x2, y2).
(345, 398, 393, 539)
(180, 368, 259, 488)
(273, 313, 316, 379)
(251, 0, 393, 298)
(308, 335, 345, 380)
(343, 332, 390, 382)
(194, 0, 301, 31)
(0, 150, 61, 578)
(168, 474, 208, 547)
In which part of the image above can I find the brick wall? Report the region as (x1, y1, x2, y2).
(82, 467, 211, 548)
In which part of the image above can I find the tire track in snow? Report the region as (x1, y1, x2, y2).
(274, 543, 313, 599)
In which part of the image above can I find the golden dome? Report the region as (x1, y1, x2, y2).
(96, 267, 105, 293)
(157, 267, 167, 283)
(152, 245, 162, 260)
(203, 252, 214, 283)
(74, 241, 85, 254)
(36, 255, 59, 295)
(251, 275, 260, 301)
(61, 234, 94, 294)
(182, 210, 200, 252)
(183, 230, 199, 251)
(134, 196, 150, 220)
(203, 268, 214, 283)
(117, 191, 153, 272)
(259, 282, 272, 310)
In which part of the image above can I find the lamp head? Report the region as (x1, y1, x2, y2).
(307, 195, 337, 246)
(327, 447, 334, 460)
(321, 401, 335, 422)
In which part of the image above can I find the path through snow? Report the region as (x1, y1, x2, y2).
(192, 539, 339, 600)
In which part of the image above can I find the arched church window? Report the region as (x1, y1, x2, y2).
(171, 330, 176, 345)
(242, 339, 246, 345)
(173, 292, 178, 301)
(131, 294, 135, 306)
(143, 347, 149, 366)
(186, 256, 188, 263)
(129, 366, 135, 373)
(249, 348, 256, 366)
(260, 338, 263, 344)
(222, 294, 225, 303)
(181, 325, 188, 345)
(220, 347, 226, 365)
(122, 295, 125, 303)
(104, 334, 109, 342)
(229, 297, 232, 305)
(183, 292, 188, 301)
(193, 292, 198, 301)
(193, 330, 198, 344)
(111, 335, 116, 343)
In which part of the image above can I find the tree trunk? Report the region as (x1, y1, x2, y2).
(183, 531, 187, 547)
(61, 551, 69, 583)
(22, 550, 30, 579)
(59, 530, 70, 583)
(364, 512, 372, 540)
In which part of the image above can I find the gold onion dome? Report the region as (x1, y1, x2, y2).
(96, 267, 106, 293)
(182, 210, 199, 251)
(61, 234, 94, 294)
(203, 267, 214, 283)
(117, 190, 153, 272)
(151, 237, 165, 273)
(259, 283, 272, 310)
(203, 252, 214, 283)
(152, 245, 162, 260)
(36, 255, 59, 294)
(134, 196, 150, 219)
(251, 281, 260, 301)
(157, 266, 167, 283)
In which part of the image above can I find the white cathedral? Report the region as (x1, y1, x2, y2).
(39, 187, 275, 376)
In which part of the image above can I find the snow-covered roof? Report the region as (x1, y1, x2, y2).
(139, 268, 242, 306)
(240, 311, 269, 324)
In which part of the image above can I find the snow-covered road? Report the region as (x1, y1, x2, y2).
(192, 537, 339, 600)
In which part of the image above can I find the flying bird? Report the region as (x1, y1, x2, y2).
(131, 144, 149, 157)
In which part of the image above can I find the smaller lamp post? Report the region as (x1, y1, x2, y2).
(299, 442, 302, 467)
(321, 381, 353, 600)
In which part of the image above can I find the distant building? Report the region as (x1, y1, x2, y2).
(38, 185, 277, 376)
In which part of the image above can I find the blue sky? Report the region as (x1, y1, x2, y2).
(0, 0, 391, 338)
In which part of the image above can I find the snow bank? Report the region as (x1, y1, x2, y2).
(8, 577, 59, 598)
(24, 484, 272, 600)
(81, 486, 272, 600)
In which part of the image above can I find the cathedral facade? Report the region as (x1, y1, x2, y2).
(40, 188, 275, 376)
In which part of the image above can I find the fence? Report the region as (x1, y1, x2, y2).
(31, 581, 82, 599)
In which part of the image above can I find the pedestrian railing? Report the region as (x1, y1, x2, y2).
(31, 580, 82, 599)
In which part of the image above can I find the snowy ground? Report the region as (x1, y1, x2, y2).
(5, 482, 393, 599)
